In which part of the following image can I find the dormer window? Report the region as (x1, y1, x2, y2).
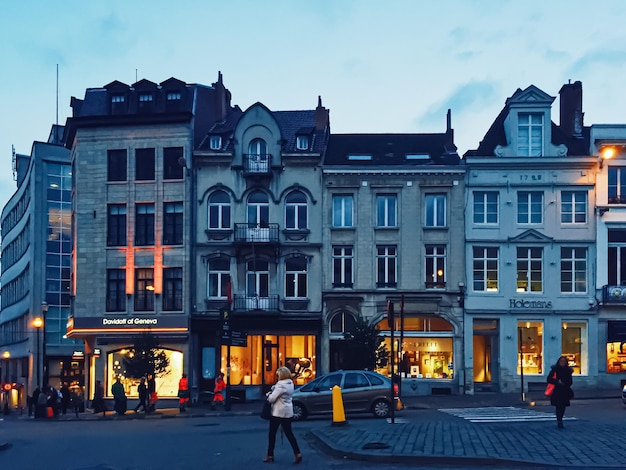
(139, 94, 153, 102)
(518, 112, 543, 156)
(296, 135, 309, 150)
(111, 95, 125, 103)
(348, 154, 372, 161)
(209, 136, 222, 150)
(167, 92, 182, 101)
(406, 154, 429, 161)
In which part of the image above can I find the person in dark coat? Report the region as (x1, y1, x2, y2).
(31, 386, 41, 418)
(60, 383, 71, 415)
(147, 374, 156, 412)
(547, 356, 574, 428)
(111, 377, 127, 415)
(134, 378, 149, 413)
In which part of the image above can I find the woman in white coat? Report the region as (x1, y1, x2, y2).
(263, 366, 302, 464)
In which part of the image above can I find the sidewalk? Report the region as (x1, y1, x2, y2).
(310, 392, 626, 468)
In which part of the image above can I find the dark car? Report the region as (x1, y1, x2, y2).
(291, 370, 396, 421)
(622, 384, 626, 405)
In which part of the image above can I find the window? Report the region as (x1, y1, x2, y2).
(106, 269, 126, 312)
(517, 191, 543, 224)
(563, 322, 587, 375)
(208, 258, 230, 298)
(561, 247, 587, 293)
(107, 149, 127, 182)
(208, 191, 231, 229)
(134, 268, 154, 311)
(561, 191, 587, 224)
(332, 195, 353, 228)
(163, 202, 183, 245)
(163, 147, 184, 180)
(209, 136, 222, 150)
(608, 229, 626, 285)
(247, 260, 269, 298)
(329, 311, 357, 335)
(247, 191, 269, 227)
(163, 267, 183, 311)
(377, 195, 397, 227)
(517, 247, 543, 292)
(296, 135, 309, 150)
(286, 256, 307, 298)
(111, 95, 125, 103)
(518, 112, 543, 156)
(332, 246, 353, 287)
(285, 191, 307, 230)
(139, 94, 153, 102)
(376, 246, 397, 287)
(517, 321, 543, 374)
(608, 167, 626, 204)
(473, 191, 498, 224)
(135, 204, 155, 246)
(425, 245, 446, 288)
(107, 204, 126, 246)
(167, 92, 181, 101)
(344, 372, 370, 389)
(425, 194, 446, 227)
(135, 148, 155, 181)
(473, 246, 499, 292)
(247, 138, 269, 172)
(347, 154, 372, 161)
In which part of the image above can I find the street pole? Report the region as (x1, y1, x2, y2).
(41, 302, 48, 387)
(36, 328, 41, 388)
(518, 327, 525, 402)
(390, 306, 395, 424)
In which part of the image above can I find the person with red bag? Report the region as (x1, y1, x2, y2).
(547, 356, 574, 428)
(211, 373, 225, 410)
(178, 373, 189, 412)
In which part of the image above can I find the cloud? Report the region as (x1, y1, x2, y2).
(416, 80, 498, 128)
(568, 49, 626, 75)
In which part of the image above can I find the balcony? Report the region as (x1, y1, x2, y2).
(243, 153, 272, 175)
(603, 285, 626, 304)
(233, 294, 279, 312)
(234, 223, 280, 244)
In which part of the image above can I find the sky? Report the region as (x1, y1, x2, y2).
(1, 0, 626, 214)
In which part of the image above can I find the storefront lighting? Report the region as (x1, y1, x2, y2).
(562, 322, 568, 330)
(525, 322, 530, 329)
(2, 351, 9, 359)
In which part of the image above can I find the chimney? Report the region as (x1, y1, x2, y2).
(315, 96, 329, 131)
(559, 80, 583, 138)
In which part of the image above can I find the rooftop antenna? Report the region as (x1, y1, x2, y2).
(136, 68, 138, 83)
(56, 64, 59, 126)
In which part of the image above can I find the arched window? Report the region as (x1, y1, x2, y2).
(330, 311, 357, 335)
(208, 191, 230, 229)
(285, 191, 307, 230)
(247, 191, 269, 227)
(247, 138, 269, 172)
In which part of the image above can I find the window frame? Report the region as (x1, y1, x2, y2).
(107, 204, 127, 246)
(209, 135, 222, 150)
(134, 268, 155, 311)
(163, 202, 184, 245)
(296, 135, 309, 150)
(376, 245, 397, 288)
(208, 258, 230, 299)
(208, 191, 231, 229)
(135, 148, 156, 181)
(516, 247, 543, 293)
(561, 191, 587, 224)
(425, 194, 446, 227)
(332, 246, 353, 288)
(376, 194, 397, 228)
(106, 269, 126, 312)
(285, 191, 308, 230)
(473, 191, 499, 225)
(425, 245, 446, 288)
(162, 267, 183, 311)
(285, 256, 308, 298)
(332, 195, 354, 228)
(560, 247, 587, 294)
(517, 191, 543, 224)
(163, 147, 184, 180)
(517, 112, 543, 156)
(107, 149, 127, 182)
(135, 203, 155, 246)
(472, 246, 499, 292)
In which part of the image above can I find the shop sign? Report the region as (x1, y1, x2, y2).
(66, 316, 188, 336)
(509, 299, 553, 309)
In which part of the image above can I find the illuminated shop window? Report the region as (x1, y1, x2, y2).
(561, 321, 586, 375)
(106, 348, 183, 398)
(517, 321, 543, 375)
(219, 335, 316, 387)
(375, 317, 454, 379)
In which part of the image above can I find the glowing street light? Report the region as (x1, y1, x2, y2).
(32, 317, 43, 387)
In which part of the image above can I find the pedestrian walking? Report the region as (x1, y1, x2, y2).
(178, 373, 189, 412)
(262, 366, 302, 464)
(93, 380, 106, 417)
(31, 386, 41, 418)
(70, 389, 82, 418)
(147, 374, 157, 412)
(211, 373, 225, 410)
(36, 387, 48, 419)
(111, 376, 127, 415)
(547, 355, 574, 428)
(134, 378, 149, 413)
(60, 382, 71, 415)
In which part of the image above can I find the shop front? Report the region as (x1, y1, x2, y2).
(66, 315, 189, 405)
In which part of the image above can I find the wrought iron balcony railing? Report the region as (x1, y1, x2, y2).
(234, 223, 280, 243)
(603, 285, 626, 304)
(243, 153, 272, 174)
(233, 294, 279, 312)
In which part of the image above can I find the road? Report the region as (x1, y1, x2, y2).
(0, 397, 623, 469)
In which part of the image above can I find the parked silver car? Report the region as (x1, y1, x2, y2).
(291, 370, 396, 421)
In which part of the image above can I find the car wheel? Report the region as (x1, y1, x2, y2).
(372, 399, 390, 418)
(292, 402, 307, 421)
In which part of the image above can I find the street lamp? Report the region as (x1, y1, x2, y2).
(32, 317, 43, 387)
(41, 302, 48, 386)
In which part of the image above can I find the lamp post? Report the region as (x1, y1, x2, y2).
(32, 317, 43, 388)
(41, 302, 49, 387)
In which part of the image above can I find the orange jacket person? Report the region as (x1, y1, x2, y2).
(211, 373, 225, 409)
(178, 373, 189, 412)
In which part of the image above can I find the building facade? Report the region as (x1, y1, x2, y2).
(0, 126, 79, 409)
(463, 82, 601, 393)
(322, 114, 466, 396)
(191, 98, 330, 401)
(65, 74, 235, 402)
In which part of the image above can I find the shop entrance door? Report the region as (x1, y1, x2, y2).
(473, 319, 499, 392)
(263, 337, 278, 390)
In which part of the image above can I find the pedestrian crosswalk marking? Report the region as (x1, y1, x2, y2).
(438, 406, 576, 423)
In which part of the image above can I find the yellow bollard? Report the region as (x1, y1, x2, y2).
(331, 385, 347, 426)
